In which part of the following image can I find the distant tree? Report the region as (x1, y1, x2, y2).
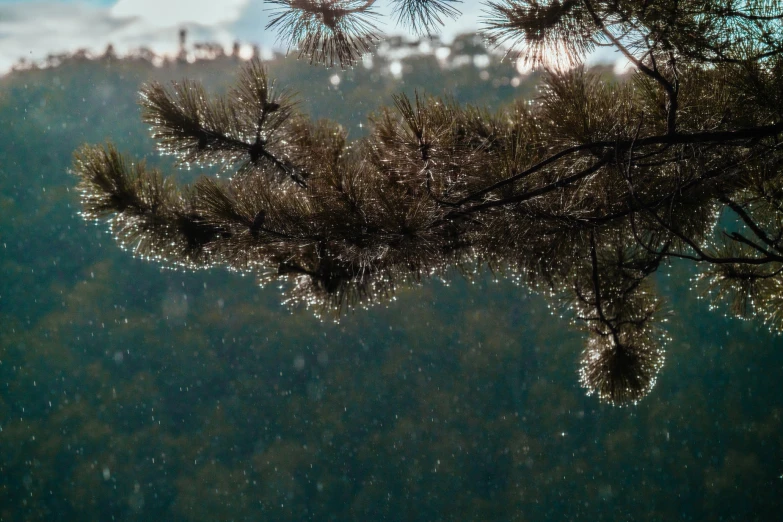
(73, 1, 783, 405)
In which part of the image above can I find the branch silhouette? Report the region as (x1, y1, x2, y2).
(73, 0, 783, 405)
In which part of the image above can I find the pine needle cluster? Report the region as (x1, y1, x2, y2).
(73, 1, 783, 405)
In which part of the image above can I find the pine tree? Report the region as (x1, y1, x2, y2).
(72, 1, 783, 405)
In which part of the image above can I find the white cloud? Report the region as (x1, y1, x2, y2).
(111, 0, 249, 27)
(0, 0, 252, 75)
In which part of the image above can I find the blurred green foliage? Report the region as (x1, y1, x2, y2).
(0, 40, 782, 521)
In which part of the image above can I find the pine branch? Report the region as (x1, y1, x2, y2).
(73, 144, 226, 267)
(140, 59, 309, 185)
(266, 0, 381, 68)
(391, 0, 461, 35)
(482, 0, 596, 67)
(71, 4, 783, 404)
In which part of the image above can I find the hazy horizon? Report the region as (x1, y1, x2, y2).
(0, 0, 486, 74)
(0, 0, 623, 75)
